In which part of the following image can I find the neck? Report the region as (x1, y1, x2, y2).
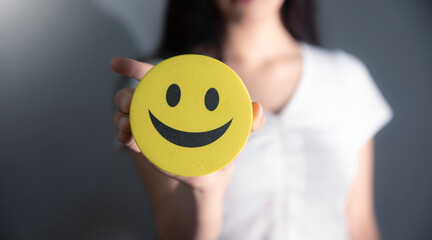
(222, 13, 299, 66)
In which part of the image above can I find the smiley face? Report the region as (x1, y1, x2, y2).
(149, 85, 232, 148)
(130, 55, 252, 177)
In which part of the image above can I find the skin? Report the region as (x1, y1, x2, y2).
(111, 0, 380, 239)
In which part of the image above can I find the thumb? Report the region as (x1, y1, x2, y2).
(251, 102, 265, 132)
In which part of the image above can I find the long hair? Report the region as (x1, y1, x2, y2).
(156, 0, 319, 59)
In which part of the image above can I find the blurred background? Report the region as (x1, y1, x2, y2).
(0, 0, 431, 239)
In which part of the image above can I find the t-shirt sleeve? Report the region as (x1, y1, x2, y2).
(340, 53, 393, 150)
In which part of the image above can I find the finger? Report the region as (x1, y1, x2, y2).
(116, 129, 141, 152)
(113, 109, 122, 127)
(110, 57, 153, 81)
(114, 88, 134, 113)
(116, 129, 130, 144)
(113, 109, 131, 133)
(125, 137, 141, 153)
(256, 111, 266, 130)
(251, 102, 265, 132)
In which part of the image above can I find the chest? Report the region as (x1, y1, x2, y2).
(222, 115, 358, 239)
(230, 113, 357, 192)
(228, 60, 302, 113)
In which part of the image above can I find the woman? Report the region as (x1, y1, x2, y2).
(111, 0, 392, 239)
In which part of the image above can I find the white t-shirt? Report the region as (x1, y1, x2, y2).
(219, 43, 393, 240)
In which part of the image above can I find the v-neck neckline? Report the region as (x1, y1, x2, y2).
(263, 42, 310, 121)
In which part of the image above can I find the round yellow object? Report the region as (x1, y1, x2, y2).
(130, 54, 252, 177)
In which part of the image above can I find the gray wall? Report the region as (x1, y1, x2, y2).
(317, 1, 432, 239)
(1, 0, 431, 239)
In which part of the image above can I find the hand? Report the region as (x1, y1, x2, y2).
(111, 56, 265, 192)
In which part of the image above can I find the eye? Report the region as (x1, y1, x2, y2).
(205, 88, 219, 111)
(166, 84, 181, 107)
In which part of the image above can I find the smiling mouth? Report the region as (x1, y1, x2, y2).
(149, 110, 232, 148)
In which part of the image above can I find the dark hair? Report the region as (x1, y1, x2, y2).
(155, 0, 319, 60)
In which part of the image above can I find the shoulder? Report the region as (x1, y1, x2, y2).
(292, 43, 391, 124)
(301, 44, 392, 147)
(301, 43, 377, 101)
(303, 43, 369, 79)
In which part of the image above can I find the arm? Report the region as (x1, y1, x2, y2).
(132, 151, 229, 240)
(346, 138, 381, 240)
(111, 57, 265, 240)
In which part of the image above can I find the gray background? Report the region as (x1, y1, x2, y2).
(0, 0, 431, 239)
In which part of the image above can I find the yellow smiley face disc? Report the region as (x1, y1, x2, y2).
(130, 54, 252, 177)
